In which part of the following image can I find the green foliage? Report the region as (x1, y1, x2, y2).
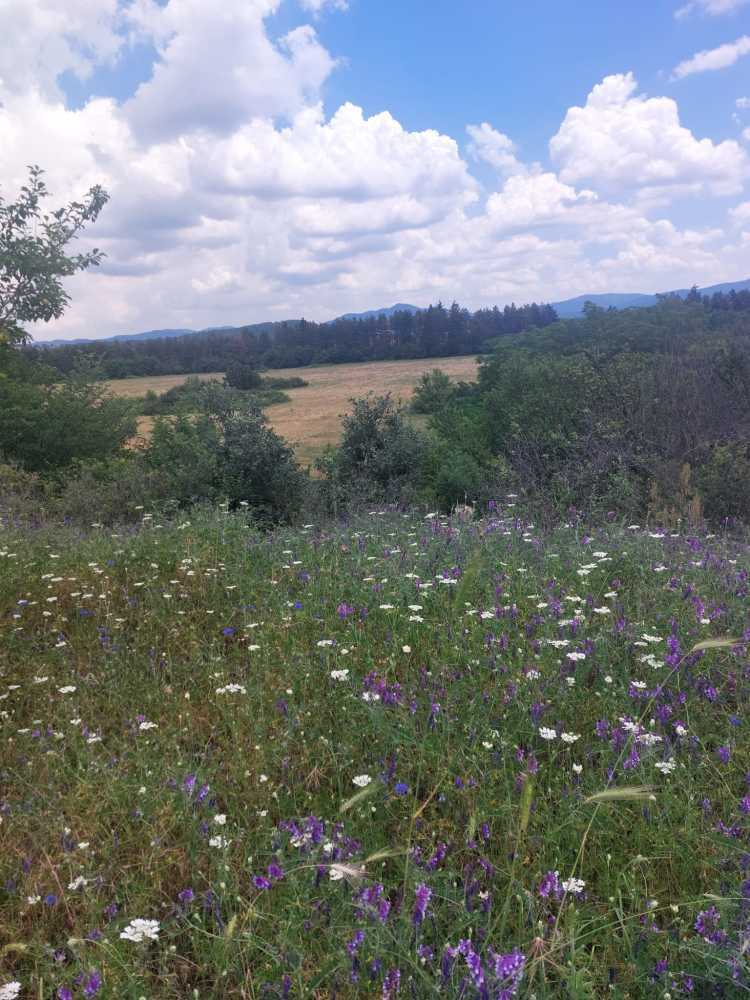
(318, 393, 427, 506)
(217, 405, 307, 522)
(0, 375, 136, 473)
(697, 443, 750, 523)
(223, 360, 263, 391)
(411, 368, 455, 413)
(142, 414, 222, 505)
(0, 165, 108, 344)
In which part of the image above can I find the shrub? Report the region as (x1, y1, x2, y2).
(318, 394, 427, 507)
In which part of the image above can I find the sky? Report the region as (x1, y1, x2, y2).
(1, 0, 750, 341)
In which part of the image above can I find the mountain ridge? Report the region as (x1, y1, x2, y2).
(34, 280, 750, 345)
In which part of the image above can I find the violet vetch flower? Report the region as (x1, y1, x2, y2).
(412, 882, 432, 925)
(382, 968, 400, 999)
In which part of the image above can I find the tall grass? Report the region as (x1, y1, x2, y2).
(0, 504, 749, 997)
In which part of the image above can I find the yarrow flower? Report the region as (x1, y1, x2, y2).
(539, 727, 557, 741)
(0, 984, 21, 1000)
(352, 774, 372, 787)
(119, 918, 160, 943)
(561, 877, 586, 895)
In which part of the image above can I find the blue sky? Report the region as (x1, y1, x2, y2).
(1, 0, 749, 339)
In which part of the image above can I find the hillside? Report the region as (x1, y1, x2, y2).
(552, 277, 750, 317)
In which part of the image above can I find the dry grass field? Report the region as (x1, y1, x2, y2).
(106, 356, 480, 465)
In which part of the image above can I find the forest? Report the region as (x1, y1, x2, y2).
(32, 300, 558, 377)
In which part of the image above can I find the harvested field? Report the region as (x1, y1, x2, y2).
(107, 356, 480, 465)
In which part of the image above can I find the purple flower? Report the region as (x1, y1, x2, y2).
(412, 883, 432, 926)
(716, 745, 731, 764)
(252, 875, 272, 890)
(347, 930, 365, 956)
(178, 888, 194, 906)
(538, 870, 562, 899)
(393, 782, 409, 796)
(57, 990, 73, 1000)
(83, 969, 102, 997)
(382, 968, 401, 999)
(695, 905, 726, 944)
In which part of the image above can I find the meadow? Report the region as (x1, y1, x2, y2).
(1, 501, 749, 998)
(105, 357, 479, 465)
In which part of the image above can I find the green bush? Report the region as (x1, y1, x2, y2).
(318, 393, 427, 507)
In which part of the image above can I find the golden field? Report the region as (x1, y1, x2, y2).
(105, 356, 480, 465)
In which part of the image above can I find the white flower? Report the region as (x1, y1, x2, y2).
(402, 645, 411, 653)
(67, 876, 88, 891)
(215, 684, 246, 695)
(561, 732, 581, 744)
(352, 774, 372, 787)
(538, 727, 557, 741)
(209, 835, 230, 849)
(0, 984, 21, 1000)
(655, 759, 677, 774)
(593, 607, 611, 615)
(379, 604, 395, 609)
(120, 918, 160, 943)
(604, 675, 613, 684)
(330, 669, 349, 682)
(317, 639, 334, 647)
(642, 634, 662, 644)
(213, 814, 227, 825)
(566, 652, 586, 662)
(572, 763, 583, 774)
(139, 721, 157, 731)
(561, 877, 586, 895)
(58, 686, 76, 694)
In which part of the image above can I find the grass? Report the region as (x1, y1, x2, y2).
(1, 503, 749, 998)
(105, 357, 480, 465)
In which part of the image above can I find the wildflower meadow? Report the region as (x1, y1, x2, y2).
(1, 502, 749, 998)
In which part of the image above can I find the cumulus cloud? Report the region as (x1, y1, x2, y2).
(738, 97, 750, 109)
(672, 35, 750, 78)
(550, 72, 748, 198)
(466, 123, 525, 176)
(124, 0, 337, 142)
(0, 0, 124, 99)
(675, 0, 749, 16)
(1, 6, 749, 341)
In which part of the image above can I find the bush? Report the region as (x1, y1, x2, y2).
(217, 406, 307, 522)
(318, 394, 427, 507)
(224, 361, 263, 391)
(411, 368, 455, 414)
(0, 377, 136, 472)
(697, 444, 750, 524)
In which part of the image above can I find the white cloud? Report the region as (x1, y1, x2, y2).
(485, 171, 598, 231)
(739, 97, 750, 109)
(672, 35, 750, 78)
(298, 0, 349, 12)
(466, 123, 525, 176)
(675, 0, 749, 16)
(743, 127, 750, 141)
(0, 0, 124, 99)
(730, 200, 750, 224)
(125, 0, 337, 142)
(1, 8, 749, 341)
(550, 72, 748, 198)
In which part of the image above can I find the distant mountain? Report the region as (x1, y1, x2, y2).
(553, 278, 750, 318)
(335, 303, 420, 322)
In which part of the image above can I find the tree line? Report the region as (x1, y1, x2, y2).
(31, 301, 559, 378)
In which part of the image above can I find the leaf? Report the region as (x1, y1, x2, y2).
(585, 786, 657, 804)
